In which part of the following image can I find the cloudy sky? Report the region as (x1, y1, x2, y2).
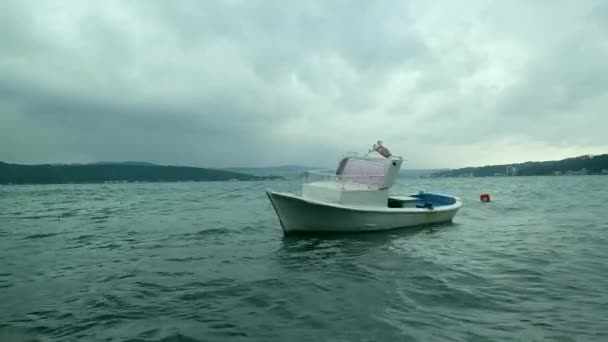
(1, 0, 607, 169)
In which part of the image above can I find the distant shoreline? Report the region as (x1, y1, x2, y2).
(0, 162, 284, 185)
(428, 154, 608, 178)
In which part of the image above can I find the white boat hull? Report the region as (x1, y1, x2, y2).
(266, 190, 462, 235)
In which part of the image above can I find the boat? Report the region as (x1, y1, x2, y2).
(265, 141, 463, 235)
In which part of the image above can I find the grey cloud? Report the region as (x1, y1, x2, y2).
(1, 0, 607, 168)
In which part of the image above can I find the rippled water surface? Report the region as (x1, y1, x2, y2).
(1, 177, 607, 341)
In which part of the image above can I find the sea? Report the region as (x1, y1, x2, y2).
(1, 176, 607, 341)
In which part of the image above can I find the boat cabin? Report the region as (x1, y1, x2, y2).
(301, 155, 403, 207)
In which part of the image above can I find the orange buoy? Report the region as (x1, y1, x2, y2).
(480, 194, 491, 202)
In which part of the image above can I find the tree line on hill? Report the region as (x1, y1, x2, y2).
(429, 154, 608, 177)
(0, 162, 284, 184)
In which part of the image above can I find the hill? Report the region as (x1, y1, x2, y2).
(223, 165, 324, 179)
(86, 161, 158, 166)
(0, 162, 284, 185)
(399, 169, 450, 178)
(224, 166, 449, 179)
(429, 154, 608, 177)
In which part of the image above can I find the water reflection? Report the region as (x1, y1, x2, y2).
(275, 223, 454, 270)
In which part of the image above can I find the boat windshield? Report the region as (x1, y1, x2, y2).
(334, 156, 387, 187)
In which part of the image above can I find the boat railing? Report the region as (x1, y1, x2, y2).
(303, 169, 386, 190)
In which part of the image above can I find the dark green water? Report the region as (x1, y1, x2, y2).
(1, 176, 607, 341)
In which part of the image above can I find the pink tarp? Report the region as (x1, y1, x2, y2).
(336, 157, 387, 187)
